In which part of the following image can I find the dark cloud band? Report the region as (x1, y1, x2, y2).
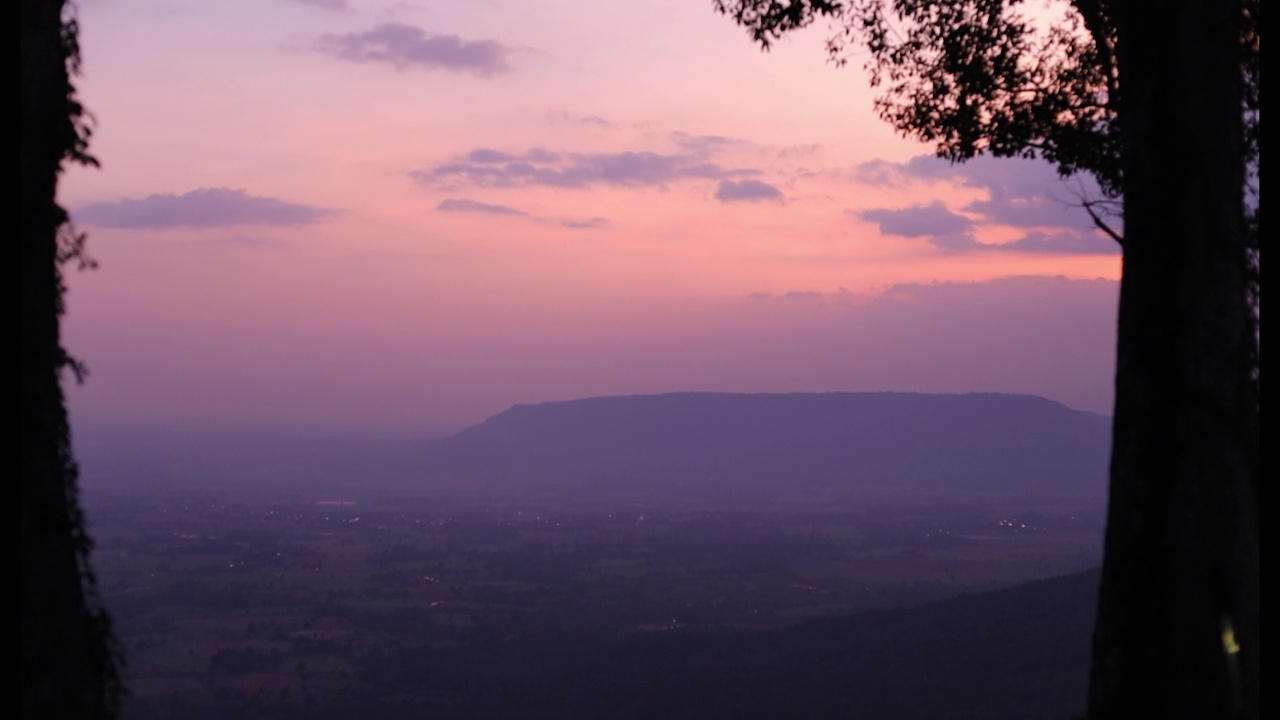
(413, 148, 759, 189)
(860, 201, 973, 237)
(75, 188, 334, 229)
(855, 156, 1119, 255)
(316, 23, 512, 76)
(436, 198, 527, 216)
(715, 179, 784, 203)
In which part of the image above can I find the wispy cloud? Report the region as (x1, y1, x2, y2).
(1001, 231, 1114, 254)
(857, 155, 1106, 228)
(854, 156, 1119, 255)
(549, 111, 614, 128)
(940, 231, 1119, 255)
(857, 202, 1115, 255)
(462, 148, 561, 164)
(558, 217, 610, 229)
(284, 0, 348, 11)
(436, 198, 527, 216)
(316, 23, 513, 76)
(715, 179, 784, 203)
(776, 143, 822, 159)
(434, 197, 609, 230)
(859, 201, 972, 237)
(669, 132, 739, 154)
(412, 148, 758, 189)
(75, 188, 335, 229)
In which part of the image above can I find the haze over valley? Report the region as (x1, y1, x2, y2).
(82, 391, 1108, 719)
(56, 1, 1131, 718)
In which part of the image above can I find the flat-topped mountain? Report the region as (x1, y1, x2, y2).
(423, 392, 1111, 501)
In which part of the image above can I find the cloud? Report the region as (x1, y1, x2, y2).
(75, 188, 335, 229)
(994, 231, 1119, 255)
(670, 132, 739, 153)
(783, 290, 822, 300)
(463, 148, 560, 164)
(315, 23, 512, 75)
(436, 198, 527, 216)
(285, 0, 348, 11)
(961, 196, 1091, 230)
(412, 148, 757, 189)
(857, 155, 1104, 226)
(714, 179, 784, 203)
(856, 155, 1058, 192)
(777, 143, 822, 159)
(854, 155, 1119, 254)
(434, 198, 609, 229)
(924, 230, 1116, 255)
(549, 111, 613, 128)
(858, 155, 1072, 199)
(558, 217, 610, 229)
(859, 201, 974, 237)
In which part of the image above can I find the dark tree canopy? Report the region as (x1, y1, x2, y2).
(21, 0, 121, 717)
(716, 0, 1258, 234)
(715, 1, 1259, 718)
(716, 0, 1121, 194)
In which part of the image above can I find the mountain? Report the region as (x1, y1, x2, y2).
(422, 392, 1111, 501)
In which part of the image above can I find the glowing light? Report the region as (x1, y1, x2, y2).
(1221, 617, 1240, 655)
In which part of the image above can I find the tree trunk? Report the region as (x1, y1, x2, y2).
(21, 1, 119, 718)
(1089, 1, 1259, 718)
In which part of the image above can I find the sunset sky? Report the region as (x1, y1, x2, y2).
(61, 0, 1121, 436)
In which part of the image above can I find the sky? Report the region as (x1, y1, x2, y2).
(60, 0, 1121, 437)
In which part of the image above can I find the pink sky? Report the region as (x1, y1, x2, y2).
(61, 0, 1121, 435)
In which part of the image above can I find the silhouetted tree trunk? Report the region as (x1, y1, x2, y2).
(1089, 1, 1259, 717)
(21, 1, 119, 717)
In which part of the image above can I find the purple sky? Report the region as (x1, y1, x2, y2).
(60, 0, 1119, 436)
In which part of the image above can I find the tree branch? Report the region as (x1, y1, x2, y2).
(1081, 198, 1124, 246)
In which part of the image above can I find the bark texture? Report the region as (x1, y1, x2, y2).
(1088, 0, 1260, 717)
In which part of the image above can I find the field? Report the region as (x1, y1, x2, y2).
(85, 483, 1103, 717)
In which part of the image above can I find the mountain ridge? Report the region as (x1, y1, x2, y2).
(423, 391, 1111, 501)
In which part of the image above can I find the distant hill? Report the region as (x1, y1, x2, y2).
(422, 392, 1111, 501)
(356, 567, 1102, 720)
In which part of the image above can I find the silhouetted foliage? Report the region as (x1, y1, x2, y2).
(714, 0, 1257, 203)
(714, 1, 1259, 718)
(717, 1, 1121, 194)
(21, 0, 121, 717)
